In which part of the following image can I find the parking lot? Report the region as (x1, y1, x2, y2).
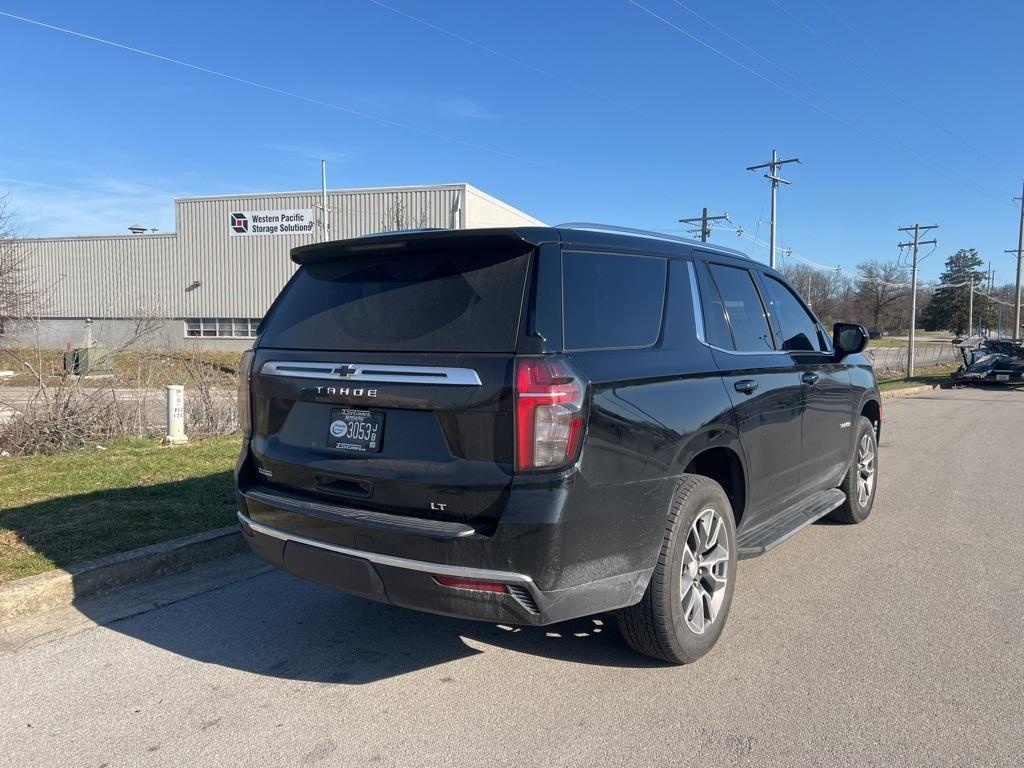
(1, 386, 1022, 767)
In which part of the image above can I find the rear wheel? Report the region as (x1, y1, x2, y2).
(828, 415, 878, 524)
(617, 475, 737, 665)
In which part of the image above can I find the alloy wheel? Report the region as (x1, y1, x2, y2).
(680, 508, 729, 634)
(856, 432, 876, 507)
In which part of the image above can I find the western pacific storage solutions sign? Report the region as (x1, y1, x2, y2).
(228, 209, 315, 236)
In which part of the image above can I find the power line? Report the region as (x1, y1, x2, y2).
(669, 0, 831, 101)
(679, 207, 729, 242)
(897, 224, 939, 377)
(805, 0, 998, 166)
(1011, 182, 1024, 338)
(0, 10, 550, 168)
(625, 0, 1004, 201)
(746, 150, 800, 270)
(365, 0, 616, 108)
(623, 0, 828, 115)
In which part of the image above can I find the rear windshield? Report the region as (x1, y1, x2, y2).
(259, 249, 531, 352)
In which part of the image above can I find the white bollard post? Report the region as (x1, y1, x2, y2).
(165, 384, 188, 445)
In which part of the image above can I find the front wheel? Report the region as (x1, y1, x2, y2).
(828, 415, 878, 524)
(617, 475, 737, 665)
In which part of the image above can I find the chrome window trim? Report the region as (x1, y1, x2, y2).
(238, 511, 534, 585)
(687, 260, 790, 356)
(259, 361, 482, 386)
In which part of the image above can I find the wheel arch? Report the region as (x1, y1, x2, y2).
(673, 429, 748, 529)
(859, 395, 882, 440)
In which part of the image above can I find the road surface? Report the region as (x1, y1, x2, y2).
(1, 386, 1022, 767)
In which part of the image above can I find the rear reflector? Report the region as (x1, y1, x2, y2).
(433, 575, 509, 593)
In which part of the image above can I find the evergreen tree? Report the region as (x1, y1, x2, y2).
(920, 249, 991, 335)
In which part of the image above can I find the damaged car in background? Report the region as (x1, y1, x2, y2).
(952, 339, 1024, 385)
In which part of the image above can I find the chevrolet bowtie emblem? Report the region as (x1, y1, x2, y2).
(332, 365, 358, 378)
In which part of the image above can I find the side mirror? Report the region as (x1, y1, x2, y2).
(833, 323, 869, 358)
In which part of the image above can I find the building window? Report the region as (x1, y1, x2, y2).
(184, 318, 260, 338)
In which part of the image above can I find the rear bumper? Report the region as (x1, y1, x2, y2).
(238, 511, 650, 626)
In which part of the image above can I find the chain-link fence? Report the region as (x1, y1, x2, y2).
(865, 344, 960, 378)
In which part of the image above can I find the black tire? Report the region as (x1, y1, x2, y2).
(828, 415, 878, 524)
(617, 474, 737, 665)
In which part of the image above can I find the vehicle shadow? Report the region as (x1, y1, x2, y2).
(3, 472, 237, 589)
(7, 474, 668, 682)
(74, 564, 668, 684)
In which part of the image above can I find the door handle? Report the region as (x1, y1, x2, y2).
(802, 372, 820, 385)
(734, 379, 759, 394)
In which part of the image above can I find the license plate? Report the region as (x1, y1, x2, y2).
(327, 408, 384, 452)
(996, 374, 1009, 381)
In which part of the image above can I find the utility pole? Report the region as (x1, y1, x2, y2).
(897, 223, 939, 378)
(747, 149, 800, 269)
(320, 160, 329, 242)
(967, 277, 974, 338)
(1012, 182, 1024, 340)
(679, 208, 729, 242)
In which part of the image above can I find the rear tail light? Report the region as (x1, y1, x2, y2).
(434, 575, 509, 593)
(514, 356, 587, 471)
(238, 349, 254, 437)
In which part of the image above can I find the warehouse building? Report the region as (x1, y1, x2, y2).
(13, 183, 543, 350)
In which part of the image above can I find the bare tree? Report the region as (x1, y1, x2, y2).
(854, 260, 909, 332)
(378, 197, 430, 233)
(0, 192, 35, 342)
(780, 263, 852, 326)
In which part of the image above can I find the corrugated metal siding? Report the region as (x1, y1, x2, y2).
(20, 184, 541, 320)
(23, 234, 179, 317)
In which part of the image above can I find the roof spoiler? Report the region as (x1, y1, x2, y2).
(290, 227, 551, 265)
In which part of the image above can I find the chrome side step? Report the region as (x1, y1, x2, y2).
(736, 488, 847, 559)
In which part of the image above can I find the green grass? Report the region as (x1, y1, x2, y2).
(0, 435, 241, 583)
(867, 338, 908, 348)
(877, 364, 958, 392)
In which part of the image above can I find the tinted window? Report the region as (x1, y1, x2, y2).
(563, 252, 667, 350)
(695, 263, 734, 349)
(760, 275, 826, 352)
(260, 249, 530, 352)
(707, 264, 774, 352)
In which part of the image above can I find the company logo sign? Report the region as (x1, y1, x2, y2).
(228, 208, 314, 236)
(229, 212, 249, 234)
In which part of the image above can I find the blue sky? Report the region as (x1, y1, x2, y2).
(1, 0, 1022, 283)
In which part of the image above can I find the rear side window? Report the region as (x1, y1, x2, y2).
(259, 249, 531, 352)
(562, 251, 667, 350)
(759, 274, 828, 352)
(705, 264, 774, 352)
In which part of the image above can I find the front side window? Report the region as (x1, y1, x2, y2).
(760, 275, 827, 352)
(705, 264, 774, 352)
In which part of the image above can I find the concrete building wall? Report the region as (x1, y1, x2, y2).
(7, 318, 240, 351)
(10, 183, 543, 350)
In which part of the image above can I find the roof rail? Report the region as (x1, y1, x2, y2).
(554, 222, 751, 260)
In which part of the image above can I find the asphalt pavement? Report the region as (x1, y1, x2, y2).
(1, 386, 1022, 767)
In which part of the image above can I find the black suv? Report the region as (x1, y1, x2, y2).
(235, 225, 880, 664)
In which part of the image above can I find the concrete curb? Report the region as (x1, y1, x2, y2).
(0, 525, 245, 624)
(881, 383, 943, 400)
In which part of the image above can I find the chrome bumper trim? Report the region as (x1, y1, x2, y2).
(259, 361, 482, 386)
(237, 511, 534, 585)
